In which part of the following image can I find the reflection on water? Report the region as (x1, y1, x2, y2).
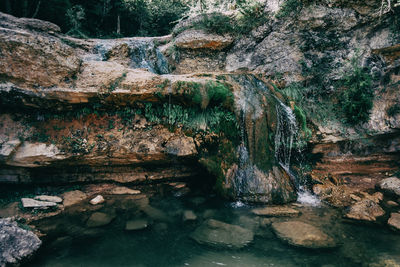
(29, 189, 400, 267)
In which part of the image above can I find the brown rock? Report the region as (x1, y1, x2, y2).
(175, 29, 233, 50)
(271, 221, 337, 249)
(252, 206, 300, 217)
(62, 190, 87, 207)
(344, 199, 385, 222)
(388, 213, 400, 232)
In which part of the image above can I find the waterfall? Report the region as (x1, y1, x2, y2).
(274, 98, 320, 206)
(84, 38, 170, 74)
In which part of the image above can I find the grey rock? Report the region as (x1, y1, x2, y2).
(271, 221, 337, 249)
(21, 198, 57, 209)
(0, 219, 42, 266)
(377, 177, 400, 197)
(86, 212, 115, 228)
(34, 195, 63, 203)
(191, 219, 254, 249)
(125, 219, 149, 231)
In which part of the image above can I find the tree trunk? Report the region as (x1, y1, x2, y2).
(32, 0, 41, 18)
(117, 15, 121, 35)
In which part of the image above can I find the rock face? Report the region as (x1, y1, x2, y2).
(377, 178, 400, 197)
(271, 221, 337, 249)
(0, 219, 42, 266)
(344, 199, 385, 222)
(190, 219, 254, 249)
(175, 29, 233, 50)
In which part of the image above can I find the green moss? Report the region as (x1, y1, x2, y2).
(276, 0, 302, 18)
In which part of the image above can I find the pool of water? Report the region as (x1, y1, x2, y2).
(28, 189, 400, 267)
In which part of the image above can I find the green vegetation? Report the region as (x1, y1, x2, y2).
(339, 54, 374, 125)
(276, 0, 302, 19)
(387, 103, 400, 117)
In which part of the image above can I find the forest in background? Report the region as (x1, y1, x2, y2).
(0, 0, 188, 37)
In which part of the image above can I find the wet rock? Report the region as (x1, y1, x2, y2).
(21, 198, 57, 209)
(125, 219, 149, 231)
(0, 219, 42, 266)
(237, 216, 260, 231)
(189, 197, 206, 206)
(388, 213, 400, 232)
(110, 187, 141, 195)
(62, 190, 87, 207)
(386, 201, 399, 207)
(175, 29, 233, 50)
(34, 195, 63, 203)
(252, 206, 300, 217)
(377, 178, 400, 197)
(202, 209, 216, 219)
(0, 202, 19, 218)
(86, 212, 115, 228)
(190, 219, 254, 249)
(183, 210, 197, 221)
(271, 221, 337, 249)
(344, 199, 385, 222)
(90, 195, 105, 205)
(368, 254, 400, 267)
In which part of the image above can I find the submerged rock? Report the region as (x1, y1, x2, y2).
(86, 212, 115, 228)
(252, 206, 300, 217)
(344, 199, 385, 222)
(190, 219, 254, 249)
(0, 219, 42, 266)
(388, 213, 400, 232)
(125, 219, 149, 231)
(21, 198, 57, 209)
(377, 178, 400, 197)
(34, 195, 63, 203)
(271, 221, 337, 249)
(183, 210, 197, 221)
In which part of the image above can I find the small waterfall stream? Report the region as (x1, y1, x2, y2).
(273, 97, 320, 206)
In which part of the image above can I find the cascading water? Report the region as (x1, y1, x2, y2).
(273, 97, 320, 206)
(83, 38, 170, 74)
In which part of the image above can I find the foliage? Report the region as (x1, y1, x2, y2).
(339, 54, 374, 125)
(276, 0, 302, 19)
(66, 5, 87, 38)
(386, 103, 400, 117)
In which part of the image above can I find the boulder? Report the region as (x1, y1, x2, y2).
(90, 195, 105, 205)
(62, 190, 87, 207)
(252, 206, 300, 217)
(125, 219, 149, 231)
(21, 198, 57, 209)
(0, 139, 21, 161)
(0, 219, 42, 266)
(110, 187, 141, 195)
(388, 213, 400, 232)
(86, 212, 115, 228)
(34, 195, 63, 203)
(377, 178, 400, 197)
(271, 221, 337, 249)
(175, 29, 233, 50)
(344, 199, 385, 222)
(190, 219, 254, 249)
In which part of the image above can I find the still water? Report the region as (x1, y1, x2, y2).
(29, 186, 400, 267)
